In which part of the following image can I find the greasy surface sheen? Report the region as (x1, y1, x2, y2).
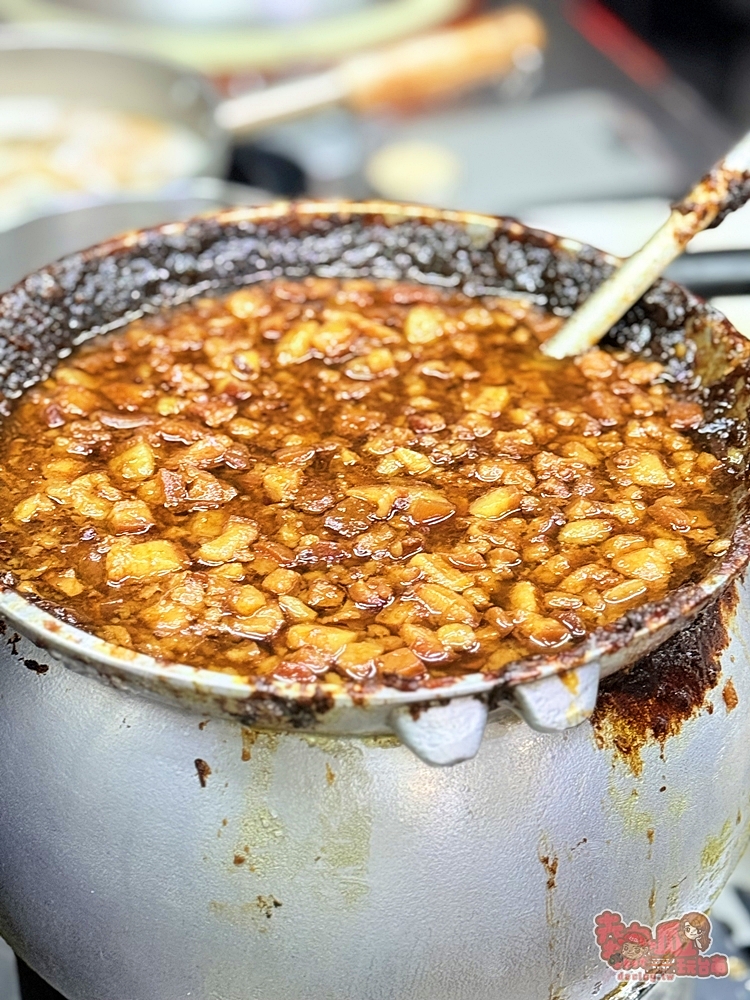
(0, 280, 733, 688)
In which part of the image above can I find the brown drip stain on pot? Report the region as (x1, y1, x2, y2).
(559, 670, 579, 695)
(539, 852, 558, 892)
(256, 895, 282, 919)
(195, 758, 211, 787)
(241, 727, 257, 761)
(591, 583, 738, 776)
(723, 678, 739, 711)
(208, 895, 281, 931)
(701, 818, 734, 873)
(602, 982, 639, 1000)
(538, 838, 559, 930)
(23, 658, 48, 674)
(539, 838, 565, 1000)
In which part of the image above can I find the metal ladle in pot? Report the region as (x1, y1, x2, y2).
(543, 129, 750, 359)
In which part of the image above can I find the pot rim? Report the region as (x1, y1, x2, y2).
(1, 198, 749, 713)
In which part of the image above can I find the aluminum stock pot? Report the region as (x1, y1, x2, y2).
(1, 201, 750, 1000)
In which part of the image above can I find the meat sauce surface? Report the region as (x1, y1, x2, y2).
(0, 279, 732, 688)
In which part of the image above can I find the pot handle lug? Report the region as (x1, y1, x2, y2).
(389, 696, 489, 767)
(511, 663, 600, 733)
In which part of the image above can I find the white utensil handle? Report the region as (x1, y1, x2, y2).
(542, 217, 686, 359)
(543, 127, 750, 360)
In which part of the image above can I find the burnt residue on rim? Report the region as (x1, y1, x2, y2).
(672, 164, 750, 236)
(2, 202, 748, 462)
(1, 202, 749, 402)
(0, 201, 749, 710)
(591, 582, 740, 775)
(237, 688, 336, 728)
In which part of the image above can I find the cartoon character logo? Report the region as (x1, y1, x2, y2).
(608, 929, 652, 968)
(680, 912, 711, 951)
(594, 910, 728, 981)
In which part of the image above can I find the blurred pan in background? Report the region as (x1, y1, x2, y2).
(0, 10, 545, 229)
(0, 0, 468, 72)
(0, 178, 268, 291)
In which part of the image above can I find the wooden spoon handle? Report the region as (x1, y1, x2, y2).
(217, 7, 546, 136)
(542, 128, 750, 360)
(340, 7, 547, 113)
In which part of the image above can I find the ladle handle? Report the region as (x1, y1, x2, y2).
(542, 127, 750, 360)
(215, 6, 546, 135)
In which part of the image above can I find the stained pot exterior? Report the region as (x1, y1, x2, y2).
(0, 581, 748, 1000)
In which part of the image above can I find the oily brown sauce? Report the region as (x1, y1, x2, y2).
(0, 279, 733, 688)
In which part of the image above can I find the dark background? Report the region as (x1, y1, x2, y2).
(602, 0, 750, 127)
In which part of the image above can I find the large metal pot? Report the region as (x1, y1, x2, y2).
(0, 201, 749, 1000)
